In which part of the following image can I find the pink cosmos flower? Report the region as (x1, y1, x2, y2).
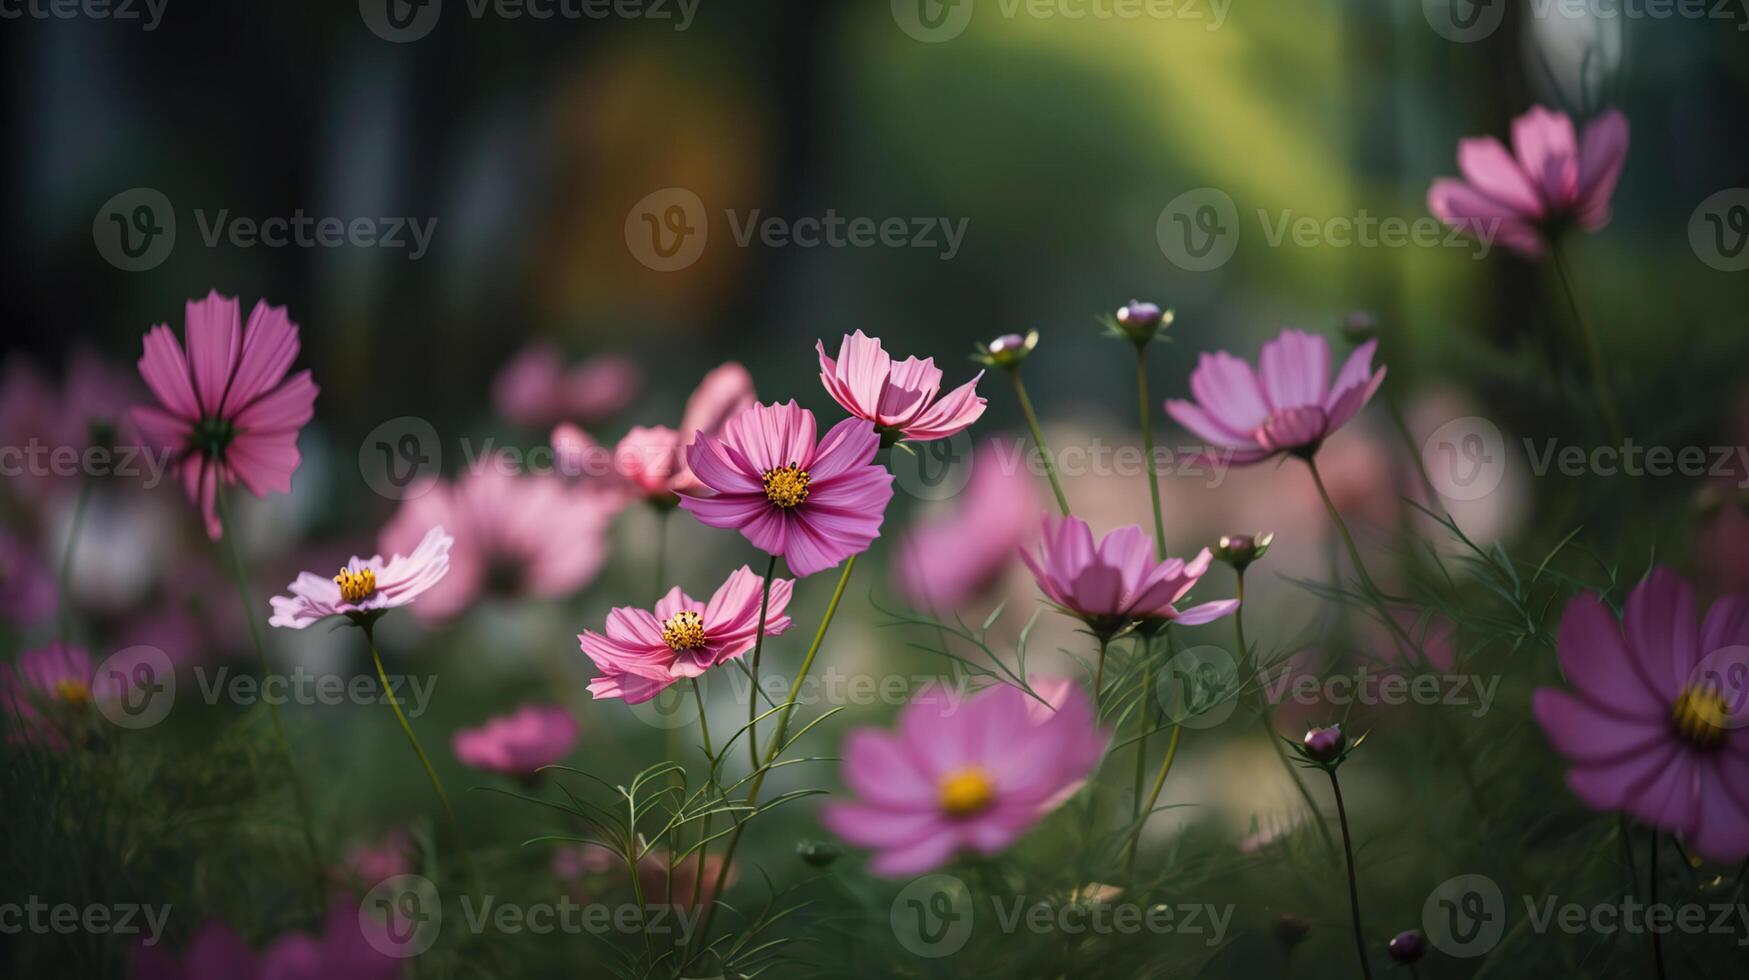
(493, 342, 642, 429)
(816, 330, 986, 442)
(131, 901, 401, 980)
(0, 642, 110, 751)
(821, 681, 1107, 876)
(552, 361, 755, 504)
(894, 438, 1039, 612)
(379, 465, 610, 623)
(0, 529, 57, 626)
(1165, 330, 1386, 464)
(581, 565, 796, 704)
(267, 526, 453, 629)
(680, 401, 894, 577)
(1532, 568, 1749, 862)
(451, 703, 581, 779)
(334, 828, 415, 892)
(131, 291, 319, 540)
(0, 348, 142, 501)
(1428, 105, 1629, 259)
(1020, 515, 1238, 637)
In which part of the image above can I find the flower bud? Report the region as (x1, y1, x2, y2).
(796, 840, 841, 868)
(1342, 311, 1379, 343)
(1302, 725, 1347, 764)
(1105, 300, 1174, 347)
(1273, 912, 1312, 948)
(1387, 929, 1425, 964)
(974, 330, 1038, 370)
(1214, 532, 1273, 572)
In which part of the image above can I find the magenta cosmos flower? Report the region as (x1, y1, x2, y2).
(894, 438, 1038, 611)
(267, 526, 453, 629)
(493, 342, 641, 429)
(379, 464, 610, 623)
(1165, 330, 1386, 464)
(816, 330, 986, 442)
(1021, 515, 1237, 638)
(552, 361, 755, 505)
(131, 291, 318, 540)
(131, 900, 401, 980)
(1533, 568, 1749, 862)
(821, 681, 1107, 876)
(681, 400, 894, 577)
(0, 642, 115, 751)
(581, 564, 796, 704)
(1428, 105, 1629, 259)
(451, 703, 581, 779)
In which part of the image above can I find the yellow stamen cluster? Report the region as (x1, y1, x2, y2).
(662, 610, 708, 652)
(335, 566, 377, 603)
(53, 679, 92, 706)
(762, 464, 811, 509)
(1672, 685, 1731, 751)
(938, 767, 996, 817)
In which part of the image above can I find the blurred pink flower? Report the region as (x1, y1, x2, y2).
(821, 682, 1107, 877)
(130, 291, 319, 540)
(816, 330, 986, 442)
(1021, 515, 1237, 637)
(582, 565, 795, 704)
(1166, 330, 1385, 465)
(1532, 568, 1749, 861)
(0, 529, 57, 626)
(552, 361, 755, 504)
(894, 439, 1039, 612)
(636, 849, 737, 908)
(0, 348, 143, 502)
(1697, 505, 1749, 599)
(493, 342, 641, 428)
(379, 466, 610, 623)
(1428, 105, 1629, 258)
(335, 827, 415, 892)
(268, 527, 453, 629)
(552, 843, 618, 881)
(451, 703, 581, 779)
(680, 401, 893, 577)
(131, 901, 402, 980)
(0, 641, 106, 751)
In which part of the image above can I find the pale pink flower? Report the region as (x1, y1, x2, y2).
(1021, 515, 1237, 637)
(680, 401, 893, 577)
(894, 438, 1039, 612)
(1429, 105, 1629, 258)
(267, 526, 453, 629)
(493, 342, 641, 428)
(379, 465, 610, 623)
(581, 565, 795, 704)
(816, 330, 986, 442)
(335, 828, 415, 891)
(822, 682, 1108, 877)
(131, 291, 319, 539)
(130, 901, 402, 980)
(451, 703, 581, 779)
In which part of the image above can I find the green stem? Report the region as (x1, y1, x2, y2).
(1304, 456, 1416, 655)
(365, 625, 477, 891)
(1649, 831, 1667, 980)
(1136, 347, 1166, 560)
(1238, 570, 1335, 859)
(746, 554, 778, 773)
(653, 505, 670, 599)
(56, 476, 94, 647)
(1328, 769, 1373, 980)
(1128, 708, 1182, 872)
(1551, 241, 1624, 446)
(1093, 636, 1110, 717)
(1010, 369, 1071, 515)
(214, 485, 325, 904)
(690, 677, 714, 907)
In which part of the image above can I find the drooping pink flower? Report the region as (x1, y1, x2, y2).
(1428, 105, 1629, 259)
(680, 401, 894, 577)
(552, 361, 756, 504)
(379, 464, 610, 623)
(1165, 330, 1386, 464)
(334, 827, 415, 892)
(131, 901, 402, 980)
(130, 291, 319, 540)
(894, 439, 1039, 612)
(1020, 515, 1237, 637)
(581, 565, 796, 704)
(493, 342, 642, 429)
(0, 529, 57, 626)
(0, 641, 110, 751)
(816, 330, 986, 442)
(821, 681, 1107, 876)
(267, 526, 453, 629)
(1532, 568, 1749, 862)
(451, 703, 581, 779)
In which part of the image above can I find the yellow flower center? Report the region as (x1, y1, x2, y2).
(53, 679, 92, 706)
(661, 610, 708, 652)
(1672, 685, 1731, 751)
(938, 767, 996, 817)
(335, 567, 377, 603)
(762, 464, 811, 509)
